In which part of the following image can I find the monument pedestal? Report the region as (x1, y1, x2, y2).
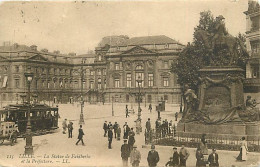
(178, 66, 260, 141)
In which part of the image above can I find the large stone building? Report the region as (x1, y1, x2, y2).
(0, 35, 184, 104)
(244, 0, 260, 94)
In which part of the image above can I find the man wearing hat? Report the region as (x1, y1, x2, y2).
(172, 147, 180, 167)
(208, 148, 219, 167)
(130, 145, 141, 167)
(147, 145, 160, 167)
(121, 139, 131, 167)
(108, 126, 113, 149)
(103, 121, 108, 137)
(179, 145, 190, 167)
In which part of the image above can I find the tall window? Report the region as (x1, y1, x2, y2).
(115, 63, 120, 70)
(164, 61, 169, 69)
(15, 79, 20, 88)
(163, 77, 169, 87)
(42, 80, 45, 88)
(135, 73, 144, 87)
(53, 80, 56, 88)
(103, 69, 106, 76)
(104, 79, 106, 89)
(97, 69, 101, 75)
(148, 73, 154, 87)
(98, 78, 102, 89)
(74, 81, 78, 89)
(126, 74, 132, 88)
(115, 78, 120, 88)
(90, 81, 94, 89)
(15, 66, 19, 73)
(90, 71, 94, 76)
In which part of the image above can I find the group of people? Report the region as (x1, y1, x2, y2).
(62, 118, 85, 146)
(155, 117, 174, 137)
(103, 121, 136, 149)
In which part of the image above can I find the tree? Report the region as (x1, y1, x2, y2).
(171, 10, 248, 92)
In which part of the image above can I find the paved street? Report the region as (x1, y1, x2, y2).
(0, 103, 259, 167)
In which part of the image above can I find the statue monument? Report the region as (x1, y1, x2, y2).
(177, 15, 260, 140)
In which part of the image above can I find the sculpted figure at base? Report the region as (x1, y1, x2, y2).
(182, 84, 198, 119)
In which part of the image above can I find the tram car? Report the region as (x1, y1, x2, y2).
(0, 103, 59, 135)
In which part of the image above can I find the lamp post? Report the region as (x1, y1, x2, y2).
(112, 96, 114, 116)
(136, 76, 143, 134)
(79, 60, 85, 125)
(24, 72, 34, 155)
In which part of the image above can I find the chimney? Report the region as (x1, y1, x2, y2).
(68, 52, 76, 57)
(54, 50, 60, 54)
(30, 45, 37, 51)
(41, 48, 49, 53)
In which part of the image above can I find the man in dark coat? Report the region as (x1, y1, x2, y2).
(108, 126, 113, 149)
(123, 122, 130, 139)
(208, 149, 219, 167)
(113, 122, 119, 138)
(148, 104, 152, 113)
(196, 148, 206, 167)
(121, 139, 130, 167)
(103, 121, 108, 137)
(146, 118, 151, 132)
(108, 122, 113, 129)
(172, 147, 180, 167)
(76, 125, 85, 146)
(128, 128, 135, 151)
(147, 145, 160, 167)
(68, 121, 73, 138)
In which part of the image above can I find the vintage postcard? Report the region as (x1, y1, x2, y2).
(0, 0, 259, 166)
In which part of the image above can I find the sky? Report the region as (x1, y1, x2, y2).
(0, 0, 250, 55)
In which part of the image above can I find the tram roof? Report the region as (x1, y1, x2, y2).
(0, 104, 58, 113)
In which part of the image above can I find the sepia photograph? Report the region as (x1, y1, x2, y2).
(0, 0, 260, 166)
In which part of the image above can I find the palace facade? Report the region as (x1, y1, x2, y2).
(0, 35, 184, 104)
(244, 0, 260, 94)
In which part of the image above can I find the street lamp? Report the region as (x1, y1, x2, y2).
(24, 72, 34, 155)
(79, 60, 85, 125)
(112, 96, 114, 116)
(136, 76, 143, 134)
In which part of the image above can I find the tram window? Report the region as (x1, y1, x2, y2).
(30, 113, 33, 117)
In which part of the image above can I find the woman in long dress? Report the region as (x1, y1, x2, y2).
(236, 137, 248, 161)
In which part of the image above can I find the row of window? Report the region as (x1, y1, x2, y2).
(113, 61, 170, 71)
(115, 73, 169, 88)
(13, 78, 106, 90)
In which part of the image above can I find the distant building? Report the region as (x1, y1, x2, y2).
(0, 35, 184, 104)
(244, 0, 260, 94)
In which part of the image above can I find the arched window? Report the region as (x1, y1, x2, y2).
(136, 65, 143, 70)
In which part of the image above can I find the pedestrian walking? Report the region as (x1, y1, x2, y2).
(103, 121, 108, 137)
(62, 118, 67, 134)
(175, 112, 178, 121)
(128, 128, 135, 151)
(172, 147, 180, 167)
(147, 145, 160, 167)
(196, 148, 206, 167)
(117, 124, 121, 141)
(68, 121, 73, 138)
(121, 139, 131, 167)
(236, 137, 248, 161)
(179, 145, 190, 167)
(146, 118, 151, 132)
(169, 120, 173, 134)
(208, 148, 219, 167)
(130, 145, 141, 167)
(126, 105, 129, 118)
(108, 126, 113, 149)
(76, 125, 85, 146)
(123, 122, 130, 139)
(165, 157, 175, 167)
(148, 104, 152, 113)
(114, 122, 119, 138)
